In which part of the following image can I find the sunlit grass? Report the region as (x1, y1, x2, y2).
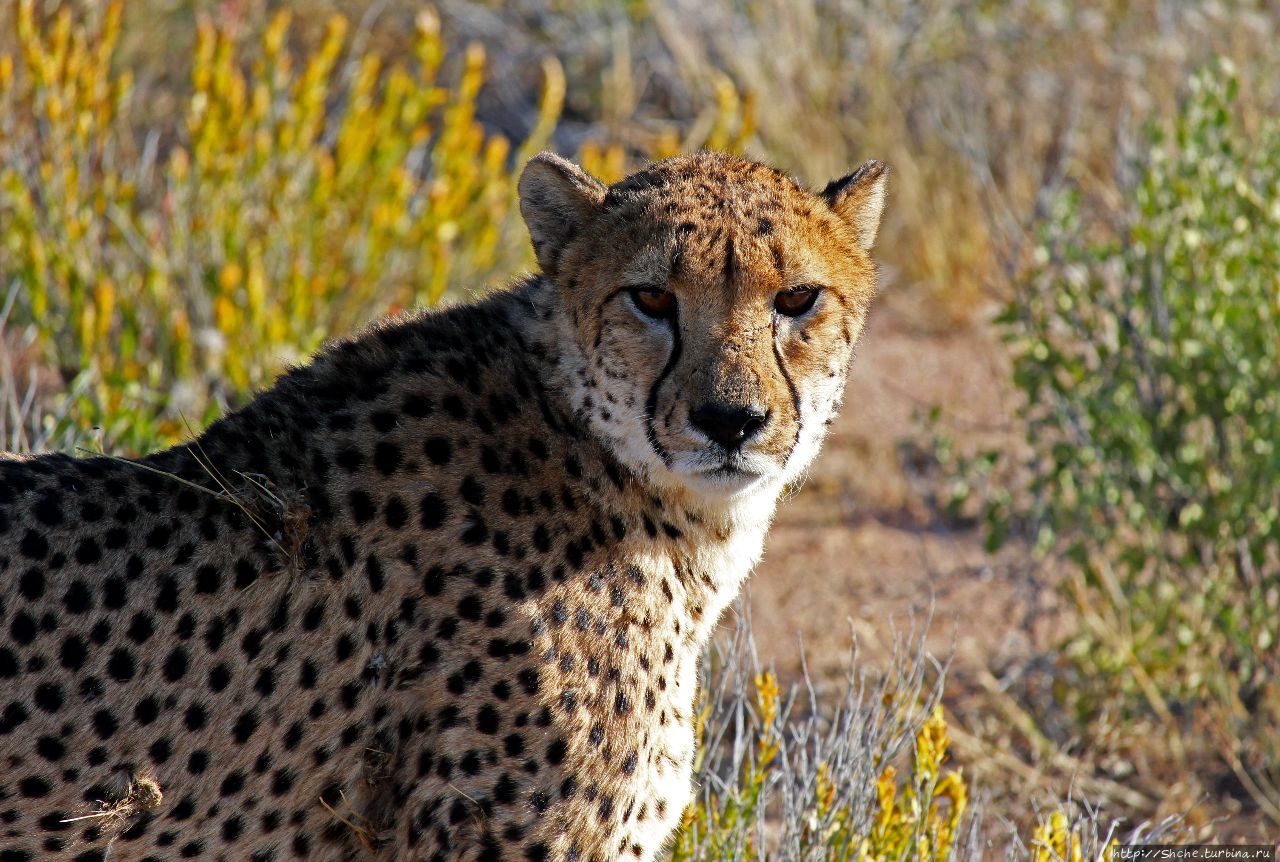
(1, 0, 558, 451)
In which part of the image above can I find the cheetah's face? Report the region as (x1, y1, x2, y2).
(519, 152, 887, 502)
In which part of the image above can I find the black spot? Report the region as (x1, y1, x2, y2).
(503, 573, 526, 601)
(366, 555, 386, 593)
(442, 395, 467, 419)
(241, 627, 265, 660)
(423, 436, 452, 465)
(33, 494, 63, 526)
(565, 541, 584, 570)
(127, 612, 155, 644)
(419, 493, 448, 529)
(33, 683, 64, 713)
(402, 394, 432, 417)
(149, 737, 172, 763)
(476, 705, 501, 734)
(208, 664, 232, 692)
(155, 577, 179, 612)
(0, 699, 29, 735)
(336, 446, 364, 472)
(19, 776, 52, 798)
(517, 668, 540, 695)
(374, 442, 403, 475)
(220, 772, 245, 797)
(461, 515, 488, 546)
(349, 490, 377, 524)
(145, 523, 172, 549)
(459, 750, 482, 775)
(302, 601, 326, 631)
(385, 496, 409, 529)
(369, 410, 398, 433)
(91, 709, 116, 739)
(460, 476, 485, 506)
(102, 577, 127, 609)
(163, 647, 189, 682)
(493, 773, 519, 804)
(107, 649, 136, 681)
(36, 735, 66, 761)
(18, 568, 45, 600)
(195, 566, 221, 595)
(0, 648, 17, 679)
(75, 539, 102, 565)
(421, 566, 447, 596)
(62, 581, 92, 614)
(234, 558, 259, 589)
(59, 636, 88, 671)
(233, 709, 260, 743)
(457, 594, 483, 621)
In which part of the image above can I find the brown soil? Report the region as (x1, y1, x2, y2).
(741, 305, 1276, 841)
(747, 303, 1049, 679)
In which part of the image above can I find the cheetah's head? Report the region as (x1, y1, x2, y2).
(518, 151, 886, 503)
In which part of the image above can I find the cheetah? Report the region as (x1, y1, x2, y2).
(0, 150, 887, 861)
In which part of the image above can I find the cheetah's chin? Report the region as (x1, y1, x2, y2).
(677, 463, 775, 500)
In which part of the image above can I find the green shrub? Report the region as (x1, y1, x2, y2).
(989, 59, 1280, 813)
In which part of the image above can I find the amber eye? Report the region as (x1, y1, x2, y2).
(629, 287, 677, 320)
(774, 285, 821, 317)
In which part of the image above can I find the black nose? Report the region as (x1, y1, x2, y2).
(689, 402, 768, 450)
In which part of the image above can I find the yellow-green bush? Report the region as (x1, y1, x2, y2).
(949, 60, 1280, 823)
(0, 0, 558, 451)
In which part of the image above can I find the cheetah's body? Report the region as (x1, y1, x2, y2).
(0, 152, 886, 862)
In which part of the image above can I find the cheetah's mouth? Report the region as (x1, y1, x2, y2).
(666, 444, 781, 498)
(706, 464, 757, 479)
(680, 463, 768, 496)
(683, 459, 773, 497)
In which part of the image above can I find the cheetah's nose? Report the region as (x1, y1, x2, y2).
(689, 402, 769, 450)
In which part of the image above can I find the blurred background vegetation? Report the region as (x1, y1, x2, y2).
(2, 0, 1279, 856)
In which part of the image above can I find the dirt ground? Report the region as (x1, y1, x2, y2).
(746, 303, 1048, 680)
(739, 305, 1274, 840)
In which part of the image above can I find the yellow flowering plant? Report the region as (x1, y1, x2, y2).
(0, 0, 559, 451)
(667, 627, 975, 862)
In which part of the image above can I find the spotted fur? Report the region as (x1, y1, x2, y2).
(0, 151, 886, 861)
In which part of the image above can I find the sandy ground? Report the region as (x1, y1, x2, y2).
(735, 306, 1273, 840)
(746, 304, 1054, 680)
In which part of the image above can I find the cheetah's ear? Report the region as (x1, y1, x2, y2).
(820, 159, 888, 251)
(518, 152, 607, 277)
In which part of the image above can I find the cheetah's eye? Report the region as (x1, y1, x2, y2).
(629, 287, 677, 321)
(774, 285, 821, 317)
